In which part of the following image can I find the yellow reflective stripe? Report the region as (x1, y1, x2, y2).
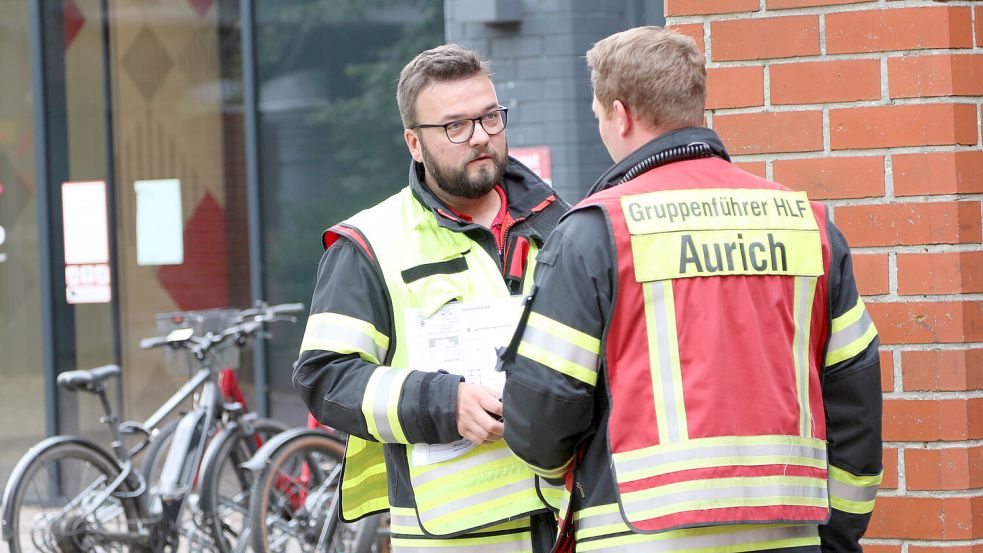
(793, 277, 818, 436)
(518, 341, 598, 385)
(631, 229, 824, 281)
(517, 312, 600, 385)
(422, 485, 545, 530)
(829, 466, 882, 514)
(361, 366, 409, 442)
(643, 281, 687, 444)
(390, 507, 530, 537)
(612, 435, 827, 482)
(390, 531, 533, 552)
(526, 312, 601, 352)
(538, 478, 565, 510)
(576, 522, 820, 553)
(575, 503, 631, 540)
(825, 297, 877, 366)
(526, 456, 572, 479)
(619, 476, 828, 522)
(300, 312, 390, 363)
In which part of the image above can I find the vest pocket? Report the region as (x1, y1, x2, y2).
(404, 271, 470, 318)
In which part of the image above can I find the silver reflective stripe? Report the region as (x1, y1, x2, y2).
(795, 276, 814, 436)
(578, 510, 629, 531)
(614, 441, 826, 476)
(420, 479, 533, 521)
(411, 446, 514, 487)
(621, 481, 828, 516)
(521, 325, 599, 374)
(579, 524, 819, 553)
(370, 369, 404, 442)
(828, 476, 879, 503)
(827, 309, 873, 352)
(310, 317, 387, 361)
(393, 535, 532, 553)
(390, 511, 420, 530)
(650, 282, 682, 443)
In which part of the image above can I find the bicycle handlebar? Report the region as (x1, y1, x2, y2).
(140, 302, 305, 354)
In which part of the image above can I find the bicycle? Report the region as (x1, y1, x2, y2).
(239, 414, 389, 553)
(0, 302, 302, 552)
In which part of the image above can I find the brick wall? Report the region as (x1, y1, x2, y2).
(667, 1, 983, 549)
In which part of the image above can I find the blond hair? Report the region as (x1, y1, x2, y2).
(397, 44, 491, 128)
(586, 26, 706, 130)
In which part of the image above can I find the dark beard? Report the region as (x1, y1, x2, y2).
(421, 142, 507, 200)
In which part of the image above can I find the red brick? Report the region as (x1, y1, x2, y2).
(890, 54, 983, 98)
(866, 300, 983, 345)
(829, 104, 978, 150)
(734, 161, 766, 178)
(668, 24, 705, 55)
(706, 66, 763, 110)
(910, 545, 983, 553)
(833, 201, 982, 247)
(861, 542, 904, 553)
(767, 0, 873, 8)
(898, 252, 983, 295)
(905, 446, 983, 490)
(902, 349, 983, 392)
(713, 111, 823, 155)
(978, 6, 983, 48)
(883, 398, 983, 442)
(868, 496, 982, 539)
(879, 447, 898, 490)
(773, 156, 883, 200)
(894, 151, 983, 196)
(864, 545, 901, 553)
(879, 350, 894, 393)
(852, 254, 889, 296)
(771, 59, 881, 105)
(826, 7, 974, 54)
(666, 0, 758, 16)
(711, 16, 819, 61)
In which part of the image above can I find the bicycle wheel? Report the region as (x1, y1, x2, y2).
(248, 432, 369, 553)
(3, 439, 142, 553)
(199, 417, 288, 553)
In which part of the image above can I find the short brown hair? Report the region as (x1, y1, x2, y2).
(586, 26, 706, 130)
(397, 44, 491, 128)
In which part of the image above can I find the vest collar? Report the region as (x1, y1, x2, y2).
(407, 156, 558, 231)
(587, 127, 731, 197)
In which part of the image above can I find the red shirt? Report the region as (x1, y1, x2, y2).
(445, 185, 513, 251)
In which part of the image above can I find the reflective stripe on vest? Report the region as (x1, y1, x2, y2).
(334, 186, 548, 533)
(578, 161, 835, 533)
(339, 436, 389, 521)
(825, 297, 877, 367)
(390, 506, 534, 552)
(575, 503, 820, 553)
(828, 465, 881, 514)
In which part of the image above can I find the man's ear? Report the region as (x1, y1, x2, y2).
(612, 100, 631, 137)
(404, 128, 424, 162)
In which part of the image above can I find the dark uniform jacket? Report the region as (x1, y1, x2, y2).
(502, 128, 883, 553)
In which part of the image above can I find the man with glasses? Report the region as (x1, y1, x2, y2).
(294, 44, 569, 552)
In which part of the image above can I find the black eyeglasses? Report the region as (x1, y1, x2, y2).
(411, 107, 509, 144)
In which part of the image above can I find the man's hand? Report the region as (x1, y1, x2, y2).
(457, 382, 504, 445)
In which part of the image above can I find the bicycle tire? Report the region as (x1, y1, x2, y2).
(2, 439, 142, 553)
(247, 432, 373, 553)
(198, 417, 288, 553)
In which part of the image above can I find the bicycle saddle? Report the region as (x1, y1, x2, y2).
(57, 364, 122, 393)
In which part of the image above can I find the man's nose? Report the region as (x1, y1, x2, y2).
(469, 120, 491, 146)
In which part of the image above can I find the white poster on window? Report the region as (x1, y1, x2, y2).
(135, 178, 184, 266)
(62, 181, 111, 303)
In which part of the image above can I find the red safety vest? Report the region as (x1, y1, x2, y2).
(577, 157, 833, 534)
